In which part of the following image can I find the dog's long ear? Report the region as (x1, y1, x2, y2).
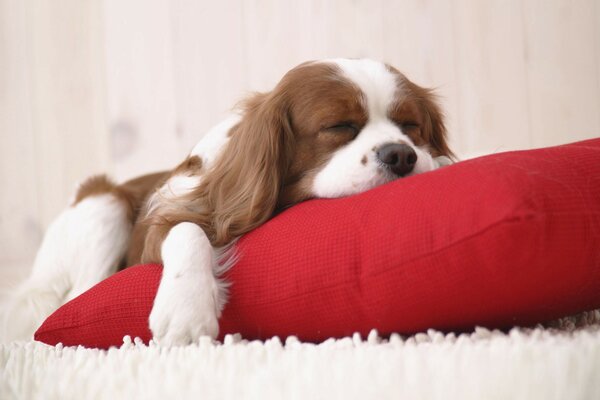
(421, 91, 454, 159)
(200, 91, 294, 246)
(407, 82, 455, 160)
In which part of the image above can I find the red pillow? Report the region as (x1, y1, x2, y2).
(35, 139, 600, 349)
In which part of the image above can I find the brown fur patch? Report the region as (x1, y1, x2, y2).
(73, 175, 139, 221)
(125, 158, 203, 265)
(386, 66, 454, 159)
(118, 172, 169, 219)
(127, 220, 173, 265)
(73, 175, 118, 205)
(276, 62, 367, 208)
(116, 172, 169, 267)
(361, 155, 368, 165)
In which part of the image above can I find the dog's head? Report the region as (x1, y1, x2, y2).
(199, 59, 454, 244)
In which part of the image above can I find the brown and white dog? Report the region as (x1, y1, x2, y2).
(1, 59, 453, 345)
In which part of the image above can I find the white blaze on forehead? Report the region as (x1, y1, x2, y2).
(328, 59, 400, 119)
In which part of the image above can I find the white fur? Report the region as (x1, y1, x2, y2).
(145, 115, 238, 217)
(161, 175, 201, 197)
(191, 114, 239, 168)
(145, 174, 202, 217)
(330, 58, 399, 119)
(1, 193, 131, 342)
(149, 222, 224, 346)
(312, 59, 438, 198)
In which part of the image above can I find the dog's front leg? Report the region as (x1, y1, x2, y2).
(149, 222, 221, 346)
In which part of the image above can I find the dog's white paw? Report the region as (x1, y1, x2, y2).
(150, 222, 223, 346)
(149, 277, 219, 346)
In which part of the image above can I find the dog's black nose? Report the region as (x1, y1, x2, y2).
(376, 143, 417, 176)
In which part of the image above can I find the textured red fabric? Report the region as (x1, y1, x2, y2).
(35, 139, 600, 349)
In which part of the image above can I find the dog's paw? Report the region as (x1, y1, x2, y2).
(149, 279, 219, 346)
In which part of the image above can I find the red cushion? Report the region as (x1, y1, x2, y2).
(35, 139, 600, 349)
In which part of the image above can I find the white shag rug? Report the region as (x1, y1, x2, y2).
(2, 313, 600, 400)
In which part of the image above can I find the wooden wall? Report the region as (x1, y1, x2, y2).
(1, 0, 599, 265)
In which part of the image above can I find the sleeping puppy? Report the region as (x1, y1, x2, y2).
(1, 58, 453, 345)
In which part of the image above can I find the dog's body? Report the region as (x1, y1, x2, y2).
(1, 59, 453, 344)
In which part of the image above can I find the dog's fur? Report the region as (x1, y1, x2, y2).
(1, 59, 453, 345)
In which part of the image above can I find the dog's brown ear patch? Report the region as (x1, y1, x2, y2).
(386, 65, 455, 160)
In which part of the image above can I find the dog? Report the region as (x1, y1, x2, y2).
(1, 58, 453, 345)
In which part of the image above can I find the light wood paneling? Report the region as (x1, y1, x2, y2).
(597, 1, 600, 112)
(322, 0, 386, 60)
(453, 0, 532, 156)
(523, 0, 600, 147)
(0, 0, 40, 261)
(597, 1, 600, 110)
(0, 0, 108, 263)
(170, 1, 246, 153)
(103, 0, 180, 181)
(28, 0, 109, 227)
(241, 0, 330, 90)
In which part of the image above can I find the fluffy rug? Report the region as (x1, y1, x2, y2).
(2, 312, 600, 399)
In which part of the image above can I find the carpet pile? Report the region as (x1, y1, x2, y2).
(2, 312, 600, 399)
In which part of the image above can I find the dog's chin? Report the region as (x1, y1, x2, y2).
(340, 170, 402, 198)
(374, 166, 401, 183)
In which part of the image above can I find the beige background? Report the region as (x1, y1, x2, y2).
(1, 0, 599, 283)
